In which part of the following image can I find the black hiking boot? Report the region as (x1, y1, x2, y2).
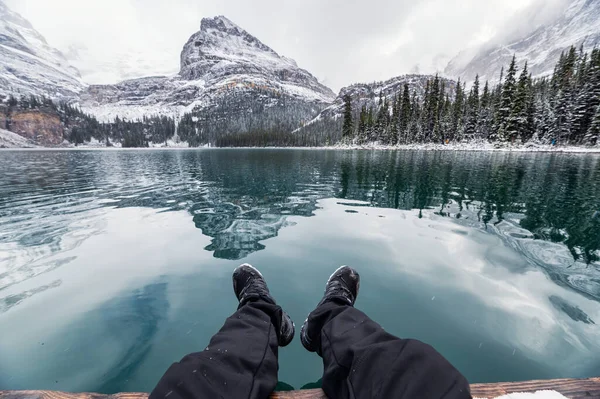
(233, 264, 295, 347)
(300, 266, 360, 352)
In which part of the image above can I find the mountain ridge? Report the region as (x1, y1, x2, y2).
(0, 0, 85, 98)
(445, 0, 600, 83)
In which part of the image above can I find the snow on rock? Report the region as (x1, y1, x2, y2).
(79, 15, 335, 128)
(0, 128, 36, 148)
(445, 0, 600, 83)
(0, 0, 85, 99)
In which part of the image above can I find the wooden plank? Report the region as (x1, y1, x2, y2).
(0, 391, 326, 399)
(470, 377, 600, 398)
(1, 377, 600, 399)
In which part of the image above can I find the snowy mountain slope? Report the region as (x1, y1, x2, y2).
(0, 0, 85, 98)
(0, 127, 36, 148)
(80, 16, 335, 128)
(445, 0, 600, 83)
(299, 74, 456, 132)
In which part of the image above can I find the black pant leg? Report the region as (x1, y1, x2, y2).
(307, 300, 471, 399)
(150, 300, 281, 399)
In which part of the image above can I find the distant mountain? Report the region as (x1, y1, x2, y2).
(445, 0, 600, 83)
(0, 0, 84, 98)
(79, 16, 336, 138)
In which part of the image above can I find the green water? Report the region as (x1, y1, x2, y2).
(0, 149, 599, 393)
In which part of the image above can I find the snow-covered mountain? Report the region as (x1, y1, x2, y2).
(445, 0, 600, 83)
(79, 16, 335, 130)
(0, 0, 84, 99)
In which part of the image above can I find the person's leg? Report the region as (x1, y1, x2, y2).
(301, 266, 471, 399)
(151, 264, 294, 399)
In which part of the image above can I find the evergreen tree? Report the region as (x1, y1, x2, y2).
(523, 75, 536, 142)
(8, 95, 18, 107)
(357, 105, 367, 144)
(479, 81, 492, 139)
(398, 83, 411, 143)
(507, 62, 531, 143)
(496, 55, 518, 142)
(572, 48, 600, 143)
(408, 91, 422, 142)
(464, 75, 480, 140)
(585, 103, 600, 145)
(342, 94, 353, 141)
(534, 78, 555, 142)
(552, 47, 578, 143)
(391, 94, 400, 144)
(428, 75, 441, 143)
(366, 106, 375, 142)
(375, 97, 391, 143)
(450, 79, 465, 142)
(440, 94, 453, 142)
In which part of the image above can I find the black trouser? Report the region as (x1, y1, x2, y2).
(150, 299, 472, 399)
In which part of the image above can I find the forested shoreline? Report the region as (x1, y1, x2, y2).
(0, 95, 177, 147)
(340, 46, 600, 147)
(1, 46, 599, 148)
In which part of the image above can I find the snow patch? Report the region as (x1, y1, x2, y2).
(0, 128, 37, 148)
(331, 141, 600, 153)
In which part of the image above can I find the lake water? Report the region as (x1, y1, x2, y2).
(1, 149, 599, 393)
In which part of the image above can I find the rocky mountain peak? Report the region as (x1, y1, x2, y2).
(200, 16, 241, 34)
(176, 15, 333, 103)
(180, 16, 290, 80)
(197, 15, 274, 55)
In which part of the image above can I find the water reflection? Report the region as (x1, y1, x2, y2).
(0, 150, 599, 296)
(94, 282, 169, 393)
(1, 149, 600, 392)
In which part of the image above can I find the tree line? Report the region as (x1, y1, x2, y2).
(1, 94, 176, 147)
(342, 46, 600, 146)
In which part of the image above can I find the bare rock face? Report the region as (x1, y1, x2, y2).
(7, 110, 64, 146)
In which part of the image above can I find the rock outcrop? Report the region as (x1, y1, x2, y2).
(2, 109, 64, 146)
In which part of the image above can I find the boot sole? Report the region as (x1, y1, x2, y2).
(234, 263, 264, 278)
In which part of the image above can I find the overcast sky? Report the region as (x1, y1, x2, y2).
(4, 0, 566, 91)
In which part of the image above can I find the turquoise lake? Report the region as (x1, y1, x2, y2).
(0, 149, 599, 392)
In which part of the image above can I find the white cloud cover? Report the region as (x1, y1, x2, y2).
(3, 0, 567, 91)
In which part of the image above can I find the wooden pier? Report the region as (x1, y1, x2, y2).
(2, 377, 600, 399)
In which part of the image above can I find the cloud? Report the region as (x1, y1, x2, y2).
(3, 0, 561, 91)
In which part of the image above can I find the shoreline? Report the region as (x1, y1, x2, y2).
(2, 142, 600, 153)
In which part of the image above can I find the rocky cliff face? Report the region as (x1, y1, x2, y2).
(445, 0, 600, 83)
(1, 108, 64, 146)
(0, 0, 85, 99)
(80, 16, 336, 135)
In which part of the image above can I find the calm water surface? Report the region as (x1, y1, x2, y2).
(0, 149, 599, 392)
